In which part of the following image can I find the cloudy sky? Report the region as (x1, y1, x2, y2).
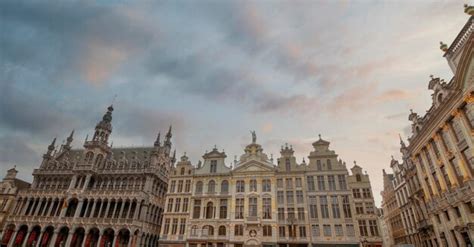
(0, 0, 471, 205)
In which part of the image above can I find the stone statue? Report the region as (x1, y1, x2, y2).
(250, 130, 256, 143)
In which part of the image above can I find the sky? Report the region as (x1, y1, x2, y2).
(0, 0, 471, 206)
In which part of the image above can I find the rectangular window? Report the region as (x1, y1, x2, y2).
(335, 224, 343, 236)
(262, 179, 271, 192)
(250, 179, 257, 192)
(288, 225, 296, 238)
(307, 176, 315, 191)
(179, 219, 186, 235)
(299, 226, 306, 238)
(309, 196, 318, 219)
(193, 200, 201, 219)
(236, 180, 245, 193)
(263, 198, 272, 219)
(163, 219, 170, 234)
(365, 202, 374, 214)
(279, 226, 286, 237)
(277, 191, 284, 204)
(263, 225, 272, 237)
(210, 160, 217, 173)
(346, 224, 355, 237)
(353, 188, 361, 198)
(286, 191, 294, 204)
(297, 207, 305, 220)
(171, 218, 178, 235)
(234, 225, 243, 236)
(220, 199, 227, 219)
(235, 198, 244, 219)
(342, 195, 352, 218)
(278, 208, 285, 220)
(288, 207, 295, 220)
(167, 198, 174, 212)
(174, 198, 181, 212)
(170, 181, 176, 193)
(369, 220, 379, 236)
(440, 165, 452, 188)
(311, 225, 320, 236)
(277, 179, 283, 188)
(320, 196, 329, 218)
(183, 198, 189, 212)
(296, 190, 304, 204)
(317, 176, 325, 191)
(177, 180, 183, 193)
(444, 210, 450, 221)
(286, 178, 293, 189)
(359, 220, 368, 236)
(331, 196, 340, 218)
(338, 175, 347, 190)
(323, 224, 331, 237)
(362, 188, 371, 198)
(249, 197, 257, 217)
(295, 178, 302, 187)
(185, 180, 191, 192)
(328, 175, 336, 190)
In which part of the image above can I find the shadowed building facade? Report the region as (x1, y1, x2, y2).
(159, 135, 380, 247)
(0, 106, 173, 247)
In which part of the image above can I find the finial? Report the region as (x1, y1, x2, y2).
(48, 137, 56, 151)
(465, 4, 474, 15)
(214, 144, 217, 150)
(353, 160, 357, 166)
(318, 134, 322, 139)
(250, 130, 256, 143)
(67, 129, 74, 141)
(391, 155, 394, 160)
(439, 42, 448, 52)
(154, 132, 161, 147)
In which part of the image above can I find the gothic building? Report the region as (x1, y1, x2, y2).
(1, 105, 173, 247)
(159, 134, 380, 247)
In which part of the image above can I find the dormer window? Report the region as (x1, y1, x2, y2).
(181, 167, 185, 175)
(356, 174, 361, 182)
(210, 160, 217, 173)
(285, 158, 291, 171)
(317, 160, 322, 171)
(327, 159, 332, 170)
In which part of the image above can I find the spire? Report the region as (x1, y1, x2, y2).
(48, 138, 56, 151)
(399, 134, 406, 148)
(66, 129, 74, 146)
(91, 105, 114, 144)
(154, 132, 161, 147)
(164, 125, 172, 147)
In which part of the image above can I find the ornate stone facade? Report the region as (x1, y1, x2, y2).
(159, 135, 380, 247)
(0, 168, 30, 245)
(383, 7, 474, 247)
(0, 106, 173, 247)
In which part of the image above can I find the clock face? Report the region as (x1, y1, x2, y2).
(249, 230, 257, 237)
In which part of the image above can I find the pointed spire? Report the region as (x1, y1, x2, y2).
(66, 129, 74, 146)
(164, 125, 172, 147)
(154, 132, 161, 147)
(399, 134, 407, 149)
(48, 137, 56, 151)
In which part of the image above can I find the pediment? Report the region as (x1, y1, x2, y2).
(232, 160, 275, 173)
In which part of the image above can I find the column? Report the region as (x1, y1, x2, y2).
(75, 199, 84, 218)
(21, 229, 32, 247)
(105, 201, 112, 218)
(98, 200, 105, 218)
(65, 232, 74, 247)
(427, 143, 449, 192)
(90, 200, 97, 218)
(133, 202, 141, 220)
(49, 229, 60, 247)
(60, 199, 68, 217)
(118, 201, 126, 219)
(69, 175, 78, 190)
(35, 230, 45, 247)
(140, 204, 148, 221)
(434, 134, 461, 187)
(21, 198, 31, 215)
(83, 175, 92, 190)
(33, 198, 41, 216)
(112, 233, 119, 247)
(444, 122, 473, 180)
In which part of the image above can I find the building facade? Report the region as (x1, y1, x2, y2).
(381, 169, 406, 246)
(347, 164, 383, 246)
(0, 105, 173, 247)
(382, 6, 474, 247)
(0, 168, 30, 245)
(160, 134, 381, 247)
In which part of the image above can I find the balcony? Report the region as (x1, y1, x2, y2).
(246, 216, 260, 222)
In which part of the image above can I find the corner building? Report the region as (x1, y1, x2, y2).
(160, 135, 380, 247)
(1, 106, 173, 247)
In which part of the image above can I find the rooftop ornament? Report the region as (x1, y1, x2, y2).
(440, 41, 448, 52)
(465, 4, 474, 15)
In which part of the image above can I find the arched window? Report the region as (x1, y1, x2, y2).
(190, 226, 198, 236)
(85, 152, 94, 164)
(218, 226, 226, 236)
(316, 160, 322, 171)
(205, 202, 214, 219)
(180, 167, 185, 175)
(208, 180, 215, 193)
(195, 181, 203, 194)
(95, 154, 104, 166)
(327, 159, 332, 170)
(202, 225, 214, 236)
(221, 180, 229, 194)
